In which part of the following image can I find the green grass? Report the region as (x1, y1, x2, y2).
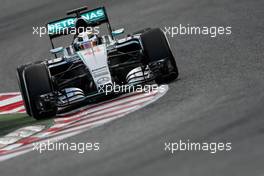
(0, 114, 53, 137)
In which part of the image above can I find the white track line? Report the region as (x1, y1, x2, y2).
(0, 92, 20, 96)
(0, 95, 22, 107)
(0, 105, 25, 114)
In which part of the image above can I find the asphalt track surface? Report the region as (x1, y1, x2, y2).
(0, 0, 264, 175)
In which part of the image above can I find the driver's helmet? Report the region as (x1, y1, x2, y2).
(74, 31, 99, 51)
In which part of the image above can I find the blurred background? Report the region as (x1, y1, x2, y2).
(0, 0, 264, 175)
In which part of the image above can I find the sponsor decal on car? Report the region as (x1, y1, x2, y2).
(48, 8, 106, 35)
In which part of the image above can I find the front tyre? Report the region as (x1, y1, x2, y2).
(23, 63, 57, 120)
(141, 28, 179, 84)
(17, 65, 31, 116)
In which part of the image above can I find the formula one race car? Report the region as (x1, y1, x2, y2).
(17, 6, 178, 120)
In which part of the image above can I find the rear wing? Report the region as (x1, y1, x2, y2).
(47, 7, 113, 40)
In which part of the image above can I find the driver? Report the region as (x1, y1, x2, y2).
(73, 31, 99, 51)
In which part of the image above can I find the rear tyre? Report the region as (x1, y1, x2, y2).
(23, 63, 57, 120)
(141, 28, 179, 84)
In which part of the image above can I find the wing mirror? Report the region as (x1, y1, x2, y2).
(50, 47, 64, 55)
(112, 28, 125, 36)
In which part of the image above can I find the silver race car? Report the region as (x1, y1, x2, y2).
(17, 6, 179, 119)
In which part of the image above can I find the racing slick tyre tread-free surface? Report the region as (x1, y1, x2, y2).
(24, 63, 57, 120)
(141, 28, 179, 84)
(17, 65, 31, 116)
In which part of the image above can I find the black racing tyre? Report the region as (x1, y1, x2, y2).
(17, 65, 31, 116)
(24, 63, 57, 120)
(141, 28, 179, 84)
